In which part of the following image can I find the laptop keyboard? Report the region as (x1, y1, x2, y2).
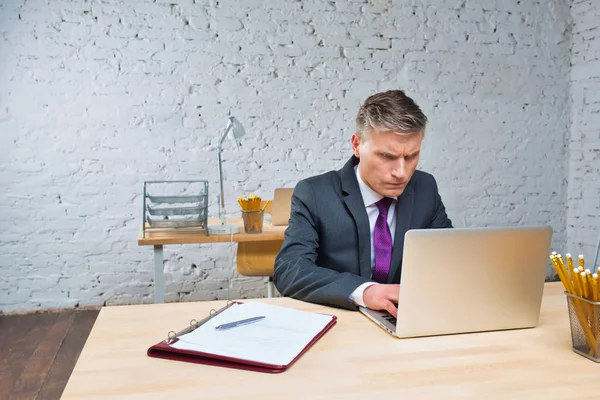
(382, 313, 397, 326)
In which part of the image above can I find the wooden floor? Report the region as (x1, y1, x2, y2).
(0, 309, 100, 400)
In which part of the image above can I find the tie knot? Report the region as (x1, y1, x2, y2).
(375, 197, 393, 215)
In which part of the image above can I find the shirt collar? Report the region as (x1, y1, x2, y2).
(354, 165, 398, 208)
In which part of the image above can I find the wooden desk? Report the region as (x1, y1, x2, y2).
(138, 219, 286, 303)
(62, 283, 599, 399)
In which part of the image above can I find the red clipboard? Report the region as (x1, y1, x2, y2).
(147, 301, 337, 373)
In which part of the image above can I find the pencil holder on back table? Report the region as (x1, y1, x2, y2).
(238, 194, 267, 234)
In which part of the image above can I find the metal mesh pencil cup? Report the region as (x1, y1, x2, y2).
(565, 292, 600, 362)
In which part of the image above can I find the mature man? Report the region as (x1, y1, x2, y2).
(273, 90, 452, 317)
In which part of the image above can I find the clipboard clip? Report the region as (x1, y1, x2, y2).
(164, 301, 237, 344)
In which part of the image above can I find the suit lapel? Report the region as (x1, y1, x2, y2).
(340, 157, 372, 279)
(386, 185, 414, 284)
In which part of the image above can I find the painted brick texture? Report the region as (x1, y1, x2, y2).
(568, 0, 600, 263)
(0, 0, 578, 312)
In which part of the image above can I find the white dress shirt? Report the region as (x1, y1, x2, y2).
(349, 165, 397, 307)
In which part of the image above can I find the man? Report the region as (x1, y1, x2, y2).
(273, 90, 452, 317)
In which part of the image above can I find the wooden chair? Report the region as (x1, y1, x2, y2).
(236, 189, 293, 297)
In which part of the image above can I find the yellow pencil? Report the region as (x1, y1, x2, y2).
(566, 261, 583, 297)
(577, 270, 587, 298)
(556, 254, 565, 268)
(567, 262, 580, 295)
(585, 269, 592, 293)
(557, 255, 576, 296)
(579, 254, 585, 270)
(550, 255, 573, 294)
(581, 272, 590, 299)
(587, 272, 599, 342)
(566, 253, 575, 277)
(584, 270, 592, 300)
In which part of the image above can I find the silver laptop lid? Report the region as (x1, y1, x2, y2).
(396, 226, 552, 338)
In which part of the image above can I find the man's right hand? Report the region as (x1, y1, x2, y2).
(363, 284, 400, 318)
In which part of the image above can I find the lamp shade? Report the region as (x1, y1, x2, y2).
(229, 117, 245, 147)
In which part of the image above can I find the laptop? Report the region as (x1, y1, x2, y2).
(271, 188, 294, 226)
(359, 225, 553, 338)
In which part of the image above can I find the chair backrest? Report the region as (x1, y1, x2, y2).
(260, 200, 273, 214)
(271, 188, 294, 226)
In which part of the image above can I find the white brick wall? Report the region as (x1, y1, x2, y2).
(0, 0, 574, 313)
(568, 0, 600, 264)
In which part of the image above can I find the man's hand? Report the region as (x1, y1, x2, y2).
(363, 284, 400, 317)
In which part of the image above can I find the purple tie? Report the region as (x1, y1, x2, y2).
(372, 197, 393, 283)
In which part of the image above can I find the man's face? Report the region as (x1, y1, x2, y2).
(351, 128, 424, 198)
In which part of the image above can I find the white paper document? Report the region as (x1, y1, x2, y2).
(170, 301, 334, 366)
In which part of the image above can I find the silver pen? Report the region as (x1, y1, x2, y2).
(215, 316, 266, 331)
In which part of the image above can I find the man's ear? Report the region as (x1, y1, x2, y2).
(351, 134, 360, 158)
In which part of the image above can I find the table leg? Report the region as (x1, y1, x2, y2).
(154, 245, 164, 303)
(266, 277, 274, 298)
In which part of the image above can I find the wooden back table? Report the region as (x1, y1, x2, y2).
(62, 282, 599, 399)
(138, 218, 286, 302)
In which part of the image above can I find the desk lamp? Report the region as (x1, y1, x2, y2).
(207, 116, 245, 235)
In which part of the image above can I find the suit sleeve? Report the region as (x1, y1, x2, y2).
(273, 179, 369, 310)
(429, 176, 453, 228)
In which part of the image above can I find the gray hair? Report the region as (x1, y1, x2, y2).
(355, 90, 428, 138)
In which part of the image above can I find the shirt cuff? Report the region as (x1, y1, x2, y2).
(349, 282, 378, 307)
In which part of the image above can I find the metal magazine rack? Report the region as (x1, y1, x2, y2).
(142, 180, 209, 238)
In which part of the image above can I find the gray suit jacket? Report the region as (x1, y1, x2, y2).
(273, 156, 453, 310)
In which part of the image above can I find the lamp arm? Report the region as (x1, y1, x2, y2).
(218, 118, 233, 148)
(216, 119, 232, 226)
(217, 147, 225, 225)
